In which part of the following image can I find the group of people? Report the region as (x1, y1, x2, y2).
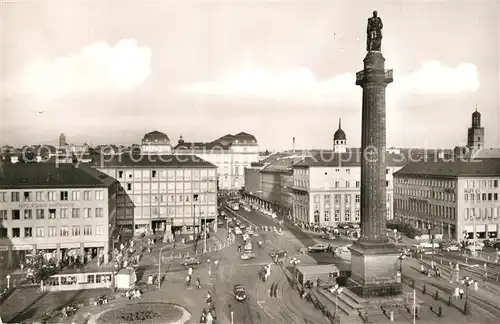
(200, 292, 216, 323)
(125, 289, 142, 300)
(60, 305, 78, 318)
(420, 263, 441, 278)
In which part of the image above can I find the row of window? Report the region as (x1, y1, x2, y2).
(295, 180, 392, 189)
(117, 193, 217, 205)
(0, 208, 104, 221)
(464, 179, 499, 189)
(395, 177, 499, 189)
(394, 199, 457, 220)
(119, 182, 216, 192)
(0, 191, 105, 203)
(115, 168, 216, 180)
(395, 177, 457, 188)
(464, 207, 500, 220)
(0, 224, 104, 239)
(116, 205, 217, 219)
(312, 193, 393, 205)
(464, 193, 498, 202)
(394, 187, 457, 202)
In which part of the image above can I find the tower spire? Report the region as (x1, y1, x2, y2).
(338, 118, 342, 130)
(475, 104, 478, 112)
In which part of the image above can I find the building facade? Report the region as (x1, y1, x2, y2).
(292, 152, 405, 226)
(93, 154, 218, 236)
(393, 159, 500, 240)
(174, 132, 259, 190)
(0, 164, 118, 268)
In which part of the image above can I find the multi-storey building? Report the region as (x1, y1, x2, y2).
(292, 151, 406, 226)
(258, 158, 295, 219)
(92, 153, 218, 236)
(393, 159, 500, 240)
(174, 132, 259, 190)
(0, 163, 118, 268)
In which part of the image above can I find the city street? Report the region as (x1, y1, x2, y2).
(212, 206, 340, 324)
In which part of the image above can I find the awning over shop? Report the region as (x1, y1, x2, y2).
(463, 225, 474, 232)
(475, 225, 486, 232)
(487, 224, 498, 232)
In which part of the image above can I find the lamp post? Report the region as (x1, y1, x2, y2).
(398, 252, 406, 276)
(461, 276, 474, 314)
(157, 245, 169, 290)
(290, 257, 300, 283)
(328, 284, 343, 317)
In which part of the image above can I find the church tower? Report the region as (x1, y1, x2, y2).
(333, 118, 347, 153)
(467, 107, 484, 151)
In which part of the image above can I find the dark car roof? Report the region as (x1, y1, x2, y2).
(234, 285, 245, 290)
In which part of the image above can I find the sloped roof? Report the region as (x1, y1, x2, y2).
(394, 158, 500, 178)
(0, 163, 117, 189)
(261, 158, 296, 173)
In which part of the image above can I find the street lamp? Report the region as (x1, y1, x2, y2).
(290, 257, 300, 283)
(157, 245, 169, 290)
(328, 284, 343, 317)
(398, 252, 406, 275)
(461, 276, 474, 314)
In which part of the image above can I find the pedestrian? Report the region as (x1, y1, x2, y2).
(459, 288, 464, 299)
(147, 274, 153, 285)
(188, 267, 193, 276)
(196, 277, 202, 290)
(454, 287, 460, 299)
(473, 280, 478, 292)
(206, 291, 212, 304)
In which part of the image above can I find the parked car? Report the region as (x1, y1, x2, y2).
(233, 285, 247, 301)
(307, 243, 329, 253)
(239, 223, 247, 230)
(234, 227, 243, 235)
(443, 245, 460, 252)
(181, 256, 201, 266)
(240, 252, 256, 260)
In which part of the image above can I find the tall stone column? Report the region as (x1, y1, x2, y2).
(357, 51, 392, 242)
(348, 11, 402, 298)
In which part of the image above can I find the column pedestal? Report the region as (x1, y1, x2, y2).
(348, 239, 402, 297)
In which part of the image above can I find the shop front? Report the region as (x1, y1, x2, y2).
(12, 245, 35, 268)
(487, 224, 498, 239)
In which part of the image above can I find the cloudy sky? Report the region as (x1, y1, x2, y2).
(1, 0, 499, 150)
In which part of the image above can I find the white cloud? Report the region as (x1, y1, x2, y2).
(7, 39, 152, 101)
(179, 62, 479, 104)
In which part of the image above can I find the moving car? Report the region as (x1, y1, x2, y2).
(234, 285, 247, 301)
(239, 223, 247, 230)
(240, 252, 256, 260)
(321, 233, 337, 240)
(181, 256, 201, 266)
(234, 227, 243, 235)
(307, 243, 329, 253)
(244, 241, 253, 251)
(269, 249, 287, 259)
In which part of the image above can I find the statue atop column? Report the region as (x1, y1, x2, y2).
(366, 10, 383, 52)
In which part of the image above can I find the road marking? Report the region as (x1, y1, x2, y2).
(255, 280, 276, 320)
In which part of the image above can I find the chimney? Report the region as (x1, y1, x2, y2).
(292, 137, 295, 153)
